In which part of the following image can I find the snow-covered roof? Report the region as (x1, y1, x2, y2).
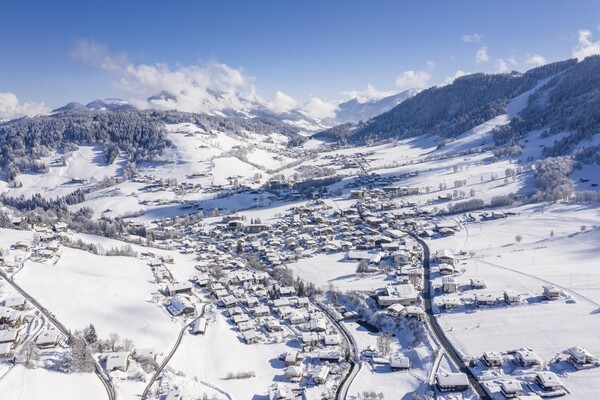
(36, 329, 60, 346)
(105, 352, 129, 371)
(436, 372, 469, 387)
(0, 329, 19, 343)
(167, 295, 195, 316)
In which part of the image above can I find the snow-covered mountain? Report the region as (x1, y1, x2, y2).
(85, 98, 136, 111)
(52, 98, 136, 113)
(331, 89, 417, 124)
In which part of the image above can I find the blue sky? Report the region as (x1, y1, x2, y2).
(1, 0, 600, 118)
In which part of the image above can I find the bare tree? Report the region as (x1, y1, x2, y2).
(108, 333, 120, 351)
(123, 338, 134, 351)
(18, 341, 39, 368)
(376, 332, 393, 357)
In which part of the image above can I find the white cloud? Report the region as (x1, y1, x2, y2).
(426, 60, 436, 71)
(573, 29, 600, 60)
(268, 91, 298, 114)
(496, 57, 518, 73)
(0, 92, 49, 120)
(72, 39, 261, 114)
(475, 47, 490, 64)
(301, 97, 338, 120)
(395, 70, 431, 91)
(461, 33, 482, 43)
(340, 84, 397, 104)
(526, 54, 547, 67)
(496, 59, 510, 73)
(443, 70, 468, 85)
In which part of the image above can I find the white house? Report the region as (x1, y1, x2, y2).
(390, 354, 411, 370)
(435, 249, 457, 265)
(470, 278, 487, 289)
(536, 371, 564, 391)
(441, 297, 461, 309)
(165, 281, 193, 296)
(167, 295, 195, 316)
(191, 318, 207, 335)
(387, 303, 406, 317)
(482, 351, 503, 367)
(567, 346, 597, 368)
(441, 276, 458, 293)
(105, 352, 130, 372)
(500, 380, 523, 398)
(543, 285, 561, 300)
(504, 290, 522, 304)
(436, 372, 469, 392)
(241, 329, 261, 344)
(36, 329, 61, 348)
(475, 293, 498, 306)
(515, 349, 540, 367)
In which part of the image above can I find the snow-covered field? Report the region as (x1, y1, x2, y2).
(0, 366, 106, 400)
(287, 253, 392, 291)
(428, 204, 600, 399)
(15, 247, 180, 353)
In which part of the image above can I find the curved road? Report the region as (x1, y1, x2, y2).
(407, 232, 491, 400)
(0, 270, 116, 400)
(313, 301, 360, 400)
(141, 302, 207, 399)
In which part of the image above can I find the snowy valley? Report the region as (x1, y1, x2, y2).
(0, 56, 600, 400)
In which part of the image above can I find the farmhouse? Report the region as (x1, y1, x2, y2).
(438, 263, 456, 275)
(167, 295, 195, 316)
(284, 365, 304, 381)
(220, 295, 238, 309)
(387, 303, 406, 317)
(312, 365, 331, 385)
(191, 317, 207, 335)
(390, 354, 411, 370)
(405, 306, 425, 320)
(253, 305, 270, 317)
(543, 285, 561, 300)
(435, 249, 457, 265)
(378, 284, 418, 307)
(515, 349, 540, 367)
(3, 297, 26, 310)
(500, 380, 523, 398)
(0, 329, 19, 350)
(36, 329, 61, 348)
(482, 351, 503, 367)
(470, 278, 487, 289)
(318, 350, 342, 362)
(283, 350, 303, 367)
(475, 293, 498, 306)
(441, 297, 461, 309)
(165, 281, 193, 296)
(238, 321, 256, 332)
(436, 372, 469, 392)
(441, 276, 457, 293)
(301, 332, 319, 345)
(241, 329, 261, 344)
(504, 290, 522, 304)
(105, 352, 130, 372)
(265, 318, 283, 332)
(535, 371, 564, 391)
(567, 346, 597, 368)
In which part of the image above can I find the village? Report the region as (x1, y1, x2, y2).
(0, 158, 599, 400)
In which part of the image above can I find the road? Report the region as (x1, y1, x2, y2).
(141, 302, 207, 400)
(313, 301, 360, 400)
(408, 232, 491, 400)
(0, 269, 116, 400)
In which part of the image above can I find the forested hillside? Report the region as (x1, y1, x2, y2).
(349, 59, 577, 142)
